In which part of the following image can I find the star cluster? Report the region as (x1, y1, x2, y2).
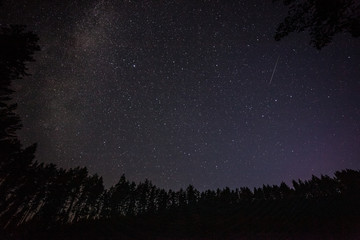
(1, 0, 360, 190)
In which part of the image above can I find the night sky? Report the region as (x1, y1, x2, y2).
(1, 0, 360, 190)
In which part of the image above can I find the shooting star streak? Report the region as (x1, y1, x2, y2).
(269, 56, 280, 85)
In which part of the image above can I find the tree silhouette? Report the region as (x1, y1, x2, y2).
(0, 25, 39, 176)
(106, 174, 131, 217)
(0, 25, 40, 230)
(335, 169, 360, 198)
(238, 187, 251, 200)
(186, 185, 199, 206)
(273, 0, 360, 49)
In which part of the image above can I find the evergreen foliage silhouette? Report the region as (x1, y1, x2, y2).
(273, 0, 360, 49)
(0, 25, 39, 230)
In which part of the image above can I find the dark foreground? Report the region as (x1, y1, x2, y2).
(2, 195, 360, 240)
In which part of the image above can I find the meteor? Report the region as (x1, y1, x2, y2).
(269, 56, 280, 85)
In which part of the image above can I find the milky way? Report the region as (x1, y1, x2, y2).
(1, 0, 360, 190)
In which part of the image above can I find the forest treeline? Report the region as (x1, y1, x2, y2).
(1, 25, 360, 239)
(1, 157, 360, 231)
